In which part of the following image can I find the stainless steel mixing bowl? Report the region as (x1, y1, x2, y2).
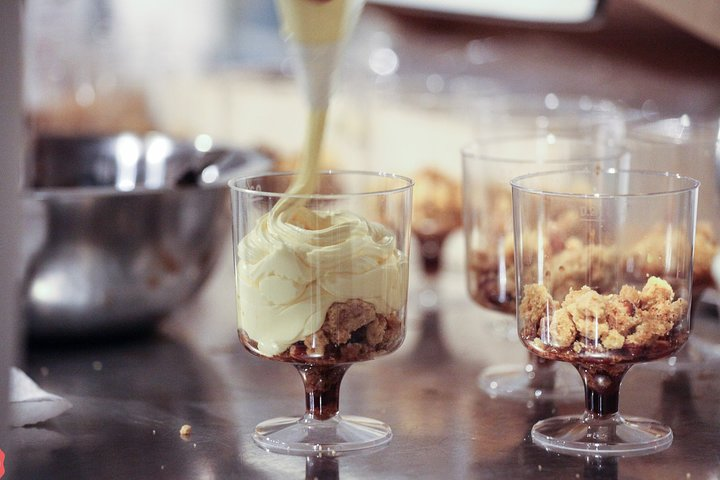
(22, 132, 271, 339)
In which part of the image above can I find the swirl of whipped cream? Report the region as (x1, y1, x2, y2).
(236, 204, 408, 357)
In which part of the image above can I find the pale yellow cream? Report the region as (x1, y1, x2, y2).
(237, 206, 407, 356)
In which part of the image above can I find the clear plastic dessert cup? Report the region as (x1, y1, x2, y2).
(462, 116, 627, 401)
(511, 168, 698, 456)
(230, 170, 413, 456)
(627, 116, 720, 368)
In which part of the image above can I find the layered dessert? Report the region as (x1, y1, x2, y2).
(519, 276, 689, 364)
(412, 167, 462, 274)
(412, 167, 462, 238)
(236, 202, 408, 364)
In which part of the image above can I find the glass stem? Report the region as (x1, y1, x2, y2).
(295, 364, 350, 421)
(416, 233, 447, 276)
(575, 364, 630, 417)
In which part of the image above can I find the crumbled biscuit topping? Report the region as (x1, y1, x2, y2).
(519, 276, 688, 352)
(292, 299, 402, 362)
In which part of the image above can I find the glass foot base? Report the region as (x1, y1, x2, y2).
(531, 413, 673, 457)
(478, 363, 583, 401)
(253, 414, 392, 456)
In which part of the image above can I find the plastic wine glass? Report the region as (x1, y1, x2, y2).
(367, 73, 491, 358)
(368, 73, 488, 292)
(627, 116, 720, 369)
(462, 113, 626, 400)
(512, 167, 698, 456)
(230, 171, 413, 455)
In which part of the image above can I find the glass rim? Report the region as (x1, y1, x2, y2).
(227, 169, 415, 199)
(461, 138, 627, 165)
(470, 92, 621, 113)
(510, 167, 700, 198)
(627, 115, 720, 145)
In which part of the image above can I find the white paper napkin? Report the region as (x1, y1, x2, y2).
(9, 367, 72, 427)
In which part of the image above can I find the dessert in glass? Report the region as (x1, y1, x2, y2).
(462, 98, 626, 400)
(411, 167, 463, 276)
(369, 74, 494, 279)
(627, 116, 720, 367)
(512, 167, 698, 456)
(230, 170, 413, 455)
(367, 73, 490, 357)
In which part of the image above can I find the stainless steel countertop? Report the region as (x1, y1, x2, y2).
(8, 236, 720, 479)
(8, 2, 720, 478)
